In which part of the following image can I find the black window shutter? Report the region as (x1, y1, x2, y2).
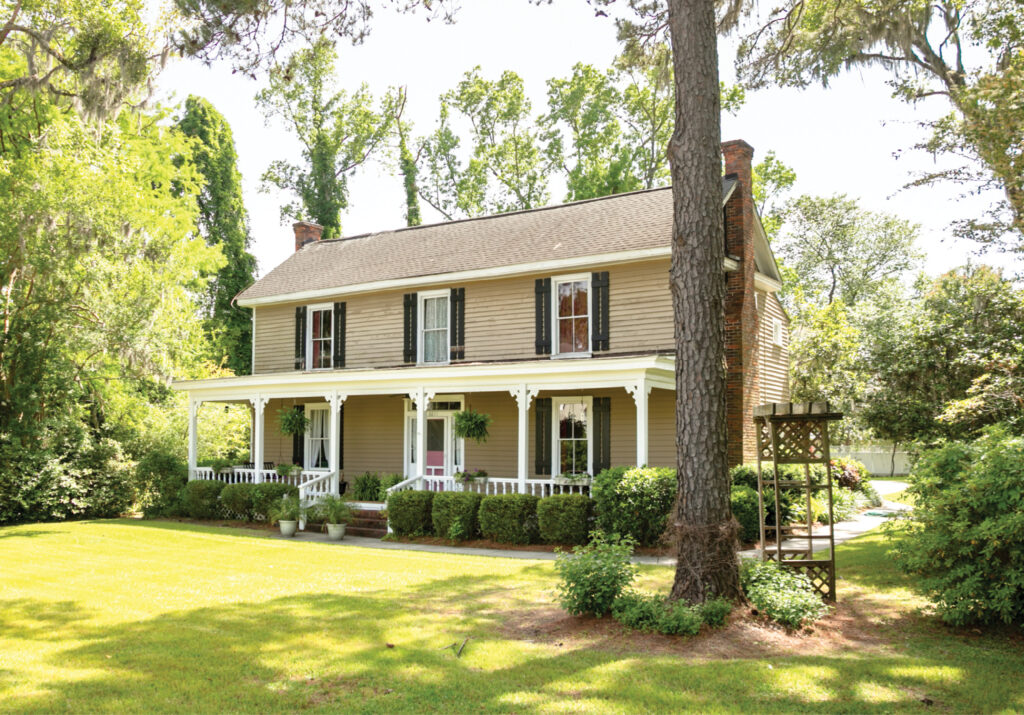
(593, 396, 611, 473)
(403, 293, 417, 363)
(294, 306, 307, 370)
(449, 287, 465, 361)
(332, 302, 346, 368)
(535, 397, 552, 475)
(534, 278, 551, 355)
(291, 404, 305, 467)
(591, 271, 610, 352)
(337, 403, 344, 471)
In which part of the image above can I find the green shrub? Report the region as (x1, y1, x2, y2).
(829, 486, 859, 523)
(729, 464, 760, 490)
(478, 494, 539, 544)
(831, 457, 869, 491)
(700, 597, 733, 627)
(740, 559, 828, 628)
(729, 463, 798, 529)
(137, 451, 188, 518)
(182, 480, 225, 520)
(251, 483, 299, 521)
(592, 466, 676, 546)
(555, 533, 637, 616)
(379, 474, 404, 497)
(386, 490, 434, 536)
(859, 482, 883, 507)
(537, 494, 594, 545)
(220, 484, 257, 520)
(730, 485, 760, 543)
(448, 517, 468, 541)
(610, 590, 664, 632)
(611, 591, 729, 635)
(353, 472, 383, 501)
(889, 428, 1024, 626)
(432, 492, 482, 540)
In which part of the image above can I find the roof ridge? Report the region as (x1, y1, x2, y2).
(313, 185, 674, 247)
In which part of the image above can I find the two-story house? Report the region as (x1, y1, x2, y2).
(173, 140, 789, 506)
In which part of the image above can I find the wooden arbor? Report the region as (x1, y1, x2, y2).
(754, 402, 844, 601)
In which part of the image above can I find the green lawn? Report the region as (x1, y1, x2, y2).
(1, 521, 1022, 713)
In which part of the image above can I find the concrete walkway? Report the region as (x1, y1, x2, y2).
(278, 478, 910, 565)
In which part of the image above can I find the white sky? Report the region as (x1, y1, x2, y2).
(155, 1, 1019, 280)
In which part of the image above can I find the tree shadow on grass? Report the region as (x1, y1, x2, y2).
(0, 528, 61, 540)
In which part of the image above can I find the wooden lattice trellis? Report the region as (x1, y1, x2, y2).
(754, 402, 844, 601)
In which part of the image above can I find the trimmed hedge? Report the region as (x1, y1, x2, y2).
(432, 492, 482, 540)
(252, 483, 298, 521)
(221, 483, 257, 520)
(182, 480, 225, 519)
(730, 485, 760, 543)
(387, 490, 434, 536)
(478, 494, 539, 544)
(537, 494, 594, 545)
(592, 466, 676, 546)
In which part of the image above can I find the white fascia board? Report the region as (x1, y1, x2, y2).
(237, 249, 741, 308)
(754, 272, 783, 293)
(173, 355, 677, 401)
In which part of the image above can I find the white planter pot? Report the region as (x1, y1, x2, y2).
(278, 520, 298, 537)
(326, 523, 346, 540)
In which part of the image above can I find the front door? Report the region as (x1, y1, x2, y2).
(405, 411, 463, 478)
(425, 417, 447, 477)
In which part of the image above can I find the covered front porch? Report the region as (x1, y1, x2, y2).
(175, 355, 677, 506)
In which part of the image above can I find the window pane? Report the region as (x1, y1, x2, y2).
(574, 318, 588, 352)
(320, 310, 332, 338)
(427, 418, 445, 451)
(558, 318, 573, 354)
(424, 296, 447, 330)
(572, 281, 588, 316)
(311, 313, 321, 340)
(424, 329, 445, 362)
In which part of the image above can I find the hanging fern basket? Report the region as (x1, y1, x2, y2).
(278, 407, 310, 437)
(453, 409, 492, 444)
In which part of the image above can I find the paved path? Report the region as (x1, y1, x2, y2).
(278, 479, 910, 565)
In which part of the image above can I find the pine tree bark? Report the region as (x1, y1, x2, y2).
(667, 0, 742, 602)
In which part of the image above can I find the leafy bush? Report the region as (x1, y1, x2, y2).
(478, 494, 539, 544)
(380, 474, 404, 496)
(829, 486, 859, 523)
(353, 472, 383, 501)
(889, 428, 1024, 626)
(700, 597, 733, 627)
(448, 517, 468, 541)
(137, 450, 188, 518)
(859, 482, 883, 507)
(554, 533, 638, 616)
(729, 463, 798, 529)
(181, 480, 225, 520)
(386, 490, 434, 537)
(611, 591, 730, 635)
(537, 494, 594, 545)
(730, 485, 760, 543)
(432, 492, 482, 540)
(740, 559, 828, 628)
(592, 466, 676, 546)
(831, 457, 869, 491)
(729, 464, 760, 491)
(220, 484, 257, 520)
(610, 590, 665, 632)
(251, 483, 299, 521)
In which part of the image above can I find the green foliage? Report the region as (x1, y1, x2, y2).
(269, 495, 304, 524)
(592, 466, 676, 546)
(452, 409, 491, 444)
(740, 559, 828, 628)
(380, 474, 404, 495)
(889, 428, 1024, 626)
(832, 457, 868, 491)
(353, 473, 383, 501)
(699, 597, 733, 627)
(315, 495, 352, 525)
(137, 450, 189, 518)
(537, 494, 594, 545)
(431, 492, 482, 540)
(478, 494, 540, 545)
(176, 96, 257, 375)
(554, 533, 638, 617)
(251, 483, 298, 521)
(220, 484, 257, 521)
(730, 486, 761, 543)
(611, 591, 726, 636)
(278, 408, 310, 437)
(860, 482, 883, 508)
(396, 118, 422, 227)
(182, 480, 226, 520)
(751, 150, 797, 238)
(386, 490, 435, 537)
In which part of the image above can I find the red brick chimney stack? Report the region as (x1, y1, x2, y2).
(721, 139, 760, 466)
(293, 221, 323, 252)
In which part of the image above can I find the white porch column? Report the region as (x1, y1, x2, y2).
(327, 392, 345, 494)
(510, 385, 537, 494)
(629, 379, 651, 467)
(251, 396, 267, 483)
(187, 399, 199, 480)
(411, 389, 427, 481)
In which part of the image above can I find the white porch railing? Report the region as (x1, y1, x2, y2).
(298, 470, 339, 505)
(190, 466, 338, 494)
(385, 476, 591, 498)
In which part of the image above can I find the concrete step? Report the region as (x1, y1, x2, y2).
(346, 525, 388, 538)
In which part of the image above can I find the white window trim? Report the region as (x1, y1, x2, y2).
(552, 395, 594, 478)
(402, 395, 465, 477)
(417, 289, 450, 365)
(551, 273, 592, 358)
(306, 303, 334, 371)
(772, 317, 784, 347)
(304, 403, 331, 471)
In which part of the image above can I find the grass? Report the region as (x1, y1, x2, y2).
(1, 520, 1022, 713)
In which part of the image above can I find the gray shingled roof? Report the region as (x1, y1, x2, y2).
(238, 182, 738, 303)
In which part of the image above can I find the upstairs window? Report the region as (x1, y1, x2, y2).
(554, 276, 590, 356)
(772, 317, 785, 347)
(419, 291, 450, 364)
(308, 305, 333, 369)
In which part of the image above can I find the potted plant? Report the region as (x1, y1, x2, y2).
(554, 472, 591, 486)
(317, 495, 352, 540)
(276, 463, 300, 481)
(269, 495, 305, 537)
(453, 409, 491, 444)
(454, 468, 488, 484)
(278, 407, 310, 437)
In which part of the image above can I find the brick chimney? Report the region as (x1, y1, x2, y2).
(293, 221, 323, 252)
(722, 139, 760, 466)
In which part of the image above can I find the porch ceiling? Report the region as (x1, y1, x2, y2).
(172, 354, 675, 402)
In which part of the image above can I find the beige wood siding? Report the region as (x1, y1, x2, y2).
(251, 259, 674, 373)
(342, 394, 405, 478)
(758, 291, 790, 403)
(647, 387, 677, 468)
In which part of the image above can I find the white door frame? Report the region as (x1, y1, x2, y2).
(403, 396, 465, 478)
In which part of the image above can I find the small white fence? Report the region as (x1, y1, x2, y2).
(833, 446, 912, 476)
(191, 466, 338, 505)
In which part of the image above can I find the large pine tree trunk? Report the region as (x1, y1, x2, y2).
(667, 0, 742, 602)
